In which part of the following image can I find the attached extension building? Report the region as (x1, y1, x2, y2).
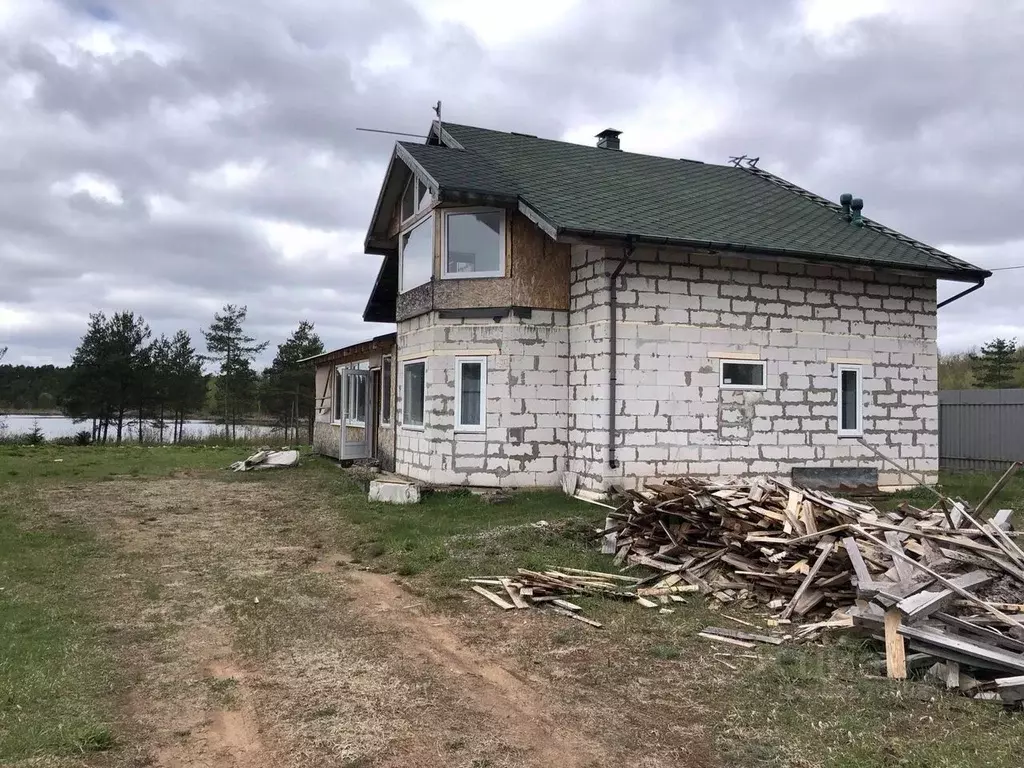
(309, 122, 988, 493)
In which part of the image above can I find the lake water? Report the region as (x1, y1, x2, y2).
(0, 414, 279, 442)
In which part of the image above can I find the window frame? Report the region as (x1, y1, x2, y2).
(380, 355, 393, 426)
(719, 359, 767, 391)
(398, 214, 434, 293)
(337, 363, 369, 429)
(440, 207, 507, 280)
(455, 356, 488, 433)
(332, 367, 343, 424)
(401, 359, 427, 431)
(837, 364, 864, 437)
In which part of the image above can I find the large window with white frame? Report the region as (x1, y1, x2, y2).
(399, 216, 433, 292)
(455, 357, 487, 431)
(837, 365, 863, 436)
(442, 209, 505, 278)
(402, 360, 426, 428)
(719, 359, 766, 390)
(399, 175, 434, 293)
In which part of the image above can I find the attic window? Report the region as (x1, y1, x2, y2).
(402, 177, 431, 222)
(442, 209, 505, 279)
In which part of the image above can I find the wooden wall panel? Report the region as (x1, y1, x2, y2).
(509, 211, 570, 310)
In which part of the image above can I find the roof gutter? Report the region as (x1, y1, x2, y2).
(937, 278, 986, 309)
(558, 228, 992, 284)
(608, 242, 634, 470)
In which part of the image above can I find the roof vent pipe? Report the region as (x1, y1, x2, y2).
(596, 128, 622, 151)
(850, 197, 865, 227)
(839, 192, 853, 219)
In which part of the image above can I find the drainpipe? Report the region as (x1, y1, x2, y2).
(936, 278, 986, 309)
(608, 243, 635, 469)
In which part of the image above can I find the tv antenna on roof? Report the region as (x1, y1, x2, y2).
(728, 154, 760, 169)
(433, 100, 443, 141)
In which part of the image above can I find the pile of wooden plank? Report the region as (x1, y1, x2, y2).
(601, 463, 1024, 705)
(463, 567, 702, 628)
(468, 462, 1024, 705)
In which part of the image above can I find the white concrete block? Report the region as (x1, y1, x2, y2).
(369, 480, 421, 504)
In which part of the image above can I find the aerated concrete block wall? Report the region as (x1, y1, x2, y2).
(394, 310, 570, 486)
(568, 244, 939, 492)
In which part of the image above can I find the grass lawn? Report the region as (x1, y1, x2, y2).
(4, 443, 1024, 767)
(0, 445, 240, 762)
(318, 462, 1024, 768)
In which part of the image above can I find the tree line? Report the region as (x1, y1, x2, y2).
(0, 306, 324, 443)
(939, 338, 1024, 390)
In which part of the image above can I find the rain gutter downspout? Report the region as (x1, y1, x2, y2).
(936, 278, 987, 309)
(608, 242, 635, 470)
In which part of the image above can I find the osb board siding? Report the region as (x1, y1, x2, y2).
(396, 209, 568, 320)
(378, 425, 396, 470)
(432, 275, 512, 308)
(314, 366, 332, 423)
(510, 211, 570, 310)
(313, 421, 340, 458)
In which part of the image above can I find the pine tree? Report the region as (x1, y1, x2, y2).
(64, 312, 151, 443)
(969, 338, 1019, 389)
(262, 321, 324, 443)
(202, 305, 268, 440)
(166, 331, 206, 442)
(64, 313, 114, 442)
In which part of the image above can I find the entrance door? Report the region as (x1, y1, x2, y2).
(339, 368, 372, 460)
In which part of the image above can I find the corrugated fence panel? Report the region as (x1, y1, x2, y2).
(940, 389, 1024, 470)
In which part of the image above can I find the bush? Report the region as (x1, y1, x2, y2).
(26, 420, 45, 446)
(75, 430, 92, 446)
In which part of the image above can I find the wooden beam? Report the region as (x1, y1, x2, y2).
(471, 585, 516, 610)
(884, 608, 907, 680)
(896, 570, 993, 622)
(780, 540, 835, 620)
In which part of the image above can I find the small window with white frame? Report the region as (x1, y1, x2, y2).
(442, 209, 505, 279)
(720, 359, 766, 390)
(837, 364, 863, 436)
(455, 357, 487, 431)
(402, 359, 426, 428)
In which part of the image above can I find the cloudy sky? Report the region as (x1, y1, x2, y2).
(1, 0, 1021, 366)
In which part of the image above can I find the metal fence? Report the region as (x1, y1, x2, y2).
(940, 389, 1024, 471)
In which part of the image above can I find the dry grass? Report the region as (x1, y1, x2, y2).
(8, 448, 1024, 767)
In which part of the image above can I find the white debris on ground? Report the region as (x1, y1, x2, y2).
(230, 449, 300, 471)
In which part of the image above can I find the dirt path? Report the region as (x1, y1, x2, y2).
(46, 477, 618, 768)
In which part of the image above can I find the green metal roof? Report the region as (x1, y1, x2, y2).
(397, 123, 987, 280)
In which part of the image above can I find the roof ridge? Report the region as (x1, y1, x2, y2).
(739, 165, 978, 273)
(442, 121, 726, 168)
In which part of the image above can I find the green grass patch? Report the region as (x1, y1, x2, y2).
(0, 444, 247, 483)
(312, 468, 609, 593)
(0, 492, 116, 760)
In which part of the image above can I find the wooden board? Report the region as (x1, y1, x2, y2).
(701, 626, 783, 646)
(896, 570, 993, 622)
(884, 609, 907, 680)
(471, 585, 516, 610)
(898, 624, 1024, 674)
(698, 632, 755, 649)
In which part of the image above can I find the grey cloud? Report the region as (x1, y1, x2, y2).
(1, 0, 1021, 365)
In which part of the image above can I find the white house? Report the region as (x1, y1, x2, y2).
(312, 121, 989, 494)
